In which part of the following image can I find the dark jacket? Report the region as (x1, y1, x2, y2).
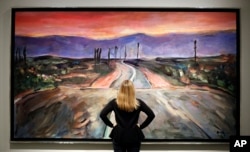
(100, 98, 155, 143)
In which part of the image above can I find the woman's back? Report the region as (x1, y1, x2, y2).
(101, 98, 154, 129)
(99, 80, 155, 152)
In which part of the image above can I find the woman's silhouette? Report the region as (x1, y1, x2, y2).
(100, 80, 155, 152)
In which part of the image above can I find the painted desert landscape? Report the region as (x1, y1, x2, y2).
(12, 10, 239, 141)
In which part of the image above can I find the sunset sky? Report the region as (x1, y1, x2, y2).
(15, 11, 237, 40)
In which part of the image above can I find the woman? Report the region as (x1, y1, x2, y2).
(100, 80, 155, 152)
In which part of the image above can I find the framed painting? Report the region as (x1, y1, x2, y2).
(11, 7, 240, 143)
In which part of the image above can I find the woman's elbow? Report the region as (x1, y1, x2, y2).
(99, 111, 105, 119)
(152, 113, 155, 119)
(150, 112, 155, 120)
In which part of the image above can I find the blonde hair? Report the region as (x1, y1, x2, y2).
(116, 80, 139, 112)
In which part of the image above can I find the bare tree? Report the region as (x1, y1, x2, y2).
(108, 48, 111, 62)
(124, 45, 127, 60)
(194, 40, 197, 62)
(23, 46, 27, 64)
(94, 48, 102, 64)
(114, 46, 118, 59)
(97, 48, 102, 63)
(137, 43, 140, 59)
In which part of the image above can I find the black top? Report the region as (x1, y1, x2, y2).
(100, 98, 155, 129)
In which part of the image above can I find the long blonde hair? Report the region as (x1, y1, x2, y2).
(116, 80, 139, 112)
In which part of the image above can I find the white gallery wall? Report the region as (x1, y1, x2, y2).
(0, 0, 249, 152)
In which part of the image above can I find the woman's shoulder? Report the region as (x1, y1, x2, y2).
(104, 99, 117, 108)
(136, 98, 146, 105)
(136, 98, 144, 102)
(109, 98, 117, 104)
(111, 98, 116, 101)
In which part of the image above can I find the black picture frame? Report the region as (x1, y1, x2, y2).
(11, 7, 240, 143)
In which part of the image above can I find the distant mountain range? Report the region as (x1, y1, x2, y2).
(14, 30, 237, 59)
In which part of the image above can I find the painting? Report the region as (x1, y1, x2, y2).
(11, 8, 240, 143)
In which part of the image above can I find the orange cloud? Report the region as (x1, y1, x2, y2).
(15, 11, 237, 39)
